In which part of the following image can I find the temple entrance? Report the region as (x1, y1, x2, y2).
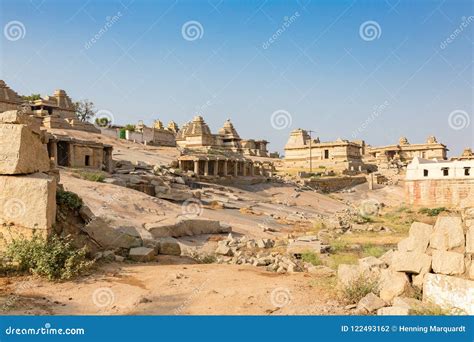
(57, 141, 69, 166)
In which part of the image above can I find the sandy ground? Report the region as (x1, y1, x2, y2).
(0, 258, 345, 315)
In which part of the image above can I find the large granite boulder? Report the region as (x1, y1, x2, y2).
(429, 216, 465, 251)
(0, 112, 50, 175)
(397, 222, 433, 253)
(423, 273, 474, 314)
(431, 250, 465, 275)
(0, 172, 56, 230)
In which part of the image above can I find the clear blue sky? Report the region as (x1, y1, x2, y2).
(0, 0, 472, 156)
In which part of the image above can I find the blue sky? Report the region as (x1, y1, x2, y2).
(0, 0, 472, 155)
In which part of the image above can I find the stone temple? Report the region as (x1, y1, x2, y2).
(176, 116, 269, 157)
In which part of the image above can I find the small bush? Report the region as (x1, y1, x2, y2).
(341, 273, 379, 304)
(418, 207, 447, 217)
(357, 215, 375, 223)
(198, 254, 217, 264)
(409, 304, 449, 315)
(330, 240, 348, 253)
(74, 170, 105, 182)
(56, 190, 83, 210)
(301, 251, 322, 266)
(362, 244, 386, 258)
(5, 234, 93, 280)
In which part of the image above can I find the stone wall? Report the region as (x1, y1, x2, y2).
(0, 110, 56, 249)
(304, 175, 366, 192)
(405, 178, 474, 208)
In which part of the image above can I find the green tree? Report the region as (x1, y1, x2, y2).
(21, 94, 41, 101)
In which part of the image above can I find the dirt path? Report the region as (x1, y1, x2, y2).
(0, 258, 346, 315)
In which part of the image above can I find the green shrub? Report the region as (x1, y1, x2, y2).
(330, 240, 348, 253)
(357, 215, 375, 223)
(362, 244, 387, 258)
(197, 254, 217, 264)
(340, 273, 379, 304)
(409, 304, 449, 315)
(301, 251, 322, 266)
(418, 207, 447, 217)
(74, 170, 105, 183)
(124, 124, 135, 132)
(5, 234, 93, 280)
(56, 190, 83, 210)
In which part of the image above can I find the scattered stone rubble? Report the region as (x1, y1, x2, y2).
(208, 233, 335, 275)
(337, 211, 474, 315)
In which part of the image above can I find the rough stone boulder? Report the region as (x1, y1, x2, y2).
(82, 216, 142, 249)
(0, 173, 56, 230)
(159, 237, 181, 255)
(147, 218, 231, 238)
(129, 247, 155, 262)
(379, 269, 409, 303)
(423, 273, 474, 314)
(431, 250, 465, 275)
(429, 216, 465, 251)
(356, 293, 386, 313)
(397, 222, 433, 253)
(0, 113, 50, 175)
(337, 264, 362, 287)
(390, 251, 431, 274)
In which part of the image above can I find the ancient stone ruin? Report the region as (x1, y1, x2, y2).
(338, 212, 474, 315)
(0, 110, 56, 247)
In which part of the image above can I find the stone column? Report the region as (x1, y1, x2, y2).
(67, 143, 74, 167)
(204, 160, 209, 176)
(50, 141, 58, 166)
(193, 160, 199, 174)
(213, 160, 219, 176)
(234, 161, 238, 177)
(243, 162, 247, 176)
(249, 163, 254, 176)
(178, 160, 182, 170)
(223, 160, 228, 176)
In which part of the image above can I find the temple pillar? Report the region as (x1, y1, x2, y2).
(234, 161, 238, 177)
(178, 160, 182, 170)
(223, 160, 228, 176)
(243, 162, 247, 176)
(193, 160, 199, 174)
(204, 160, 209, 176)
(50, 141, 58, 166)
(68, 143, 74, 167)
(213, 160, 219, 176)
(249, 163, 254, 176)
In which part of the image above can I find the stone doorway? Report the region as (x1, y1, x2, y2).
(57, 141, 69, 166)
